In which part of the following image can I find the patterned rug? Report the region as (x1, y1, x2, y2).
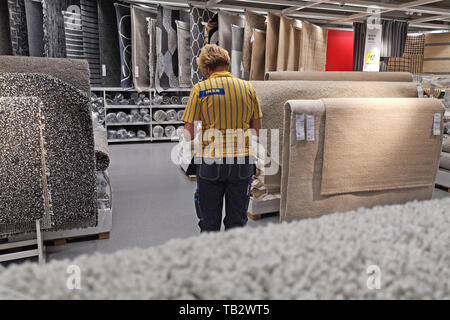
(0, 0, 12, 55)
(147, 17, 157, 88)
(42, 0, 80, 58)
(115, 3, 133, 89)
(62, 10, 85, 59)
(176, 19, 191, 88)
(190, 7, 214, 86)
(80, 0, 102, 86)
(7, 0, 29, 56)
(155, 5, 180, 91)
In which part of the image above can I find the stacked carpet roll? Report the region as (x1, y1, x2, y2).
(441, 100, 450, 171)
(2, 197, 450, 299)
(388, 34, 425, 74)
(0, 72, 97, 233)
(281, 98, 443, 222)
(423, 32, 450, 75)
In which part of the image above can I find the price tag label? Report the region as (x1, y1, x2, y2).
(417, 86, 424, 98)
(296, 114, 305, 141)
(433, 113, 441, 136)
(306, 115, 315, 141)
(135, 66, 140, 78)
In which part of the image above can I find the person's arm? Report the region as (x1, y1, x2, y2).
(249, 84, 263, 137)
(250, 118, 262, 137)
(180, 85, 201, 141)
(184, 122, 195, 141)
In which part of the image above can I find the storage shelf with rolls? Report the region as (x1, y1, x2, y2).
(92, 87, 190, 143)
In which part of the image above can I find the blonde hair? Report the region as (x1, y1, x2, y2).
(197, 44, 230, 76)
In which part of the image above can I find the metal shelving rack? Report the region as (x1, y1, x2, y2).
(91, 87, 191, 143)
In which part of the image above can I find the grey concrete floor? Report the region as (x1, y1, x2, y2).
(45, 142, 450, 262)
(46, 143, 278, 261)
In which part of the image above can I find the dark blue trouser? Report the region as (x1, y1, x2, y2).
(195, 160, 255, 232)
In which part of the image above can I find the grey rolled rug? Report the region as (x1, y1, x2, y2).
(7, 0, 29, 56)
(0, 0, 13, 55)
(176, 20, 191, 88)
(0, 73, 97, 230)
(0, 55, 91, 94)
(0, 97, 52, 236)
(1, 197, 450, 299)
(147, 18, 156, 88)
(97, 0, 121, 87)
(218, 11, 244, 57)
(440, 152, 450, 170)
(24, 0, 44, 57)
(94, 128, 110, 171)
(230, 24, 244, 79)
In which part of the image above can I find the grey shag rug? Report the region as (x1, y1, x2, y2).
(0, 73, 97, 231)
(1, 198, 450, 299)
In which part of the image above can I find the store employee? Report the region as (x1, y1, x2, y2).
(181, 44, 263, 232)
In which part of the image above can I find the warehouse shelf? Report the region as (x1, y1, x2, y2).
(93, 87, 190, 144)
(106, 122, 150, 126)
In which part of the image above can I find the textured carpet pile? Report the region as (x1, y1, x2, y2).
(1, 198, 449, 299)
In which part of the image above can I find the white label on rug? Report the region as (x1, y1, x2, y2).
(135, 66, 140, 78)
(296, 114, 305, 141)
(417, 86, 424, 98)
(433, 113, 441, 135)
(102, 64, 106, 77)
(306, 115, 315, 141)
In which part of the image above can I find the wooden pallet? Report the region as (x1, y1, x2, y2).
(247, 212, 262, 221)
(46, 232, 110, 246)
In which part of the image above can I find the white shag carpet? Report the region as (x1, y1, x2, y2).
(1, 198, 450, 299)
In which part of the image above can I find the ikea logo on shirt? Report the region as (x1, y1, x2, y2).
(199, 88, 225, 98)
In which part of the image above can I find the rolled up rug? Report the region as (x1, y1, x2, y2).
(152, 125, 164, 138)
(440, 152, 450, 170)
(242, 10, 266, 74)
(94, 127, 110, 171)
(114, 3, 133, 89)
(231, 24, 244, 79)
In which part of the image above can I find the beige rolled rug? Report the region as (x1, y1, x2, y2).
(440, 152, 450, 170)
(281, 98, 443, 222)
(276, 16, 298, 71)
(0, 55, 91, 94)
(264, 71, 414, 82)
(218, 11, 244, 56)
(287, 25, 302, 71)
(424, 32, 450, 74)
(299, 21, 327, 71)
(250, 29, 266, 81)
(265, 12, 280, 73)
(131, 6, 156, 92)
(250, 81, 419, 191)
(242, 10, 266, 74)
(321, 98, 443, 195)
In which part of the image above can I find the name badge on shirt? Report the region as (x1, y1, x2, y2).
(199, 88, 225, 98)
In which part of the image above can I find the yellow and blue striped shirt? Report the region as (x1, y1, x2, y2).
(181, 71, 262, 158)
